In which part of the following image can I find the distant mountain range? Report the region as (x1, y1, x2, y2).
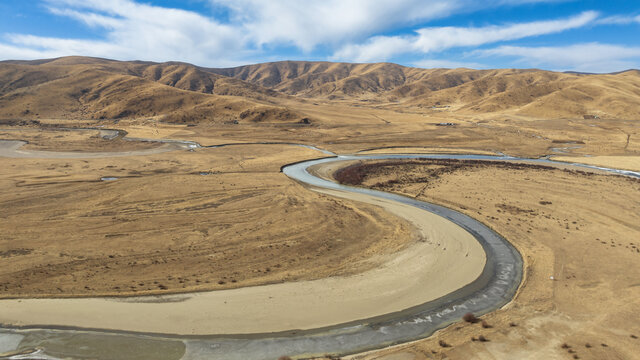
(1, 56, 639, 122)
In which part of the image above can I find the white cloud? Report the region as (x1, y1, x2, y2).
(212, 0, 461, 52)
(414, 11, 598, 52)
(333, 11, 598, 62)
(47, 8, 122, 29)
(0, 0, 576, 66)
(4, 34, 125, 57)
(596, 14, 640, 25)
(477, 43, 640, 73)
(211, 0, 573, 52)
(413, 59, 488, 69)
(0, 42, 68, 60)
(0, 0, 627, 70)
(2, 0, 249, 66)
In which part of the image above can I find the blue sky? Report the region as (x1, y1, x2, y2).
(1, 0, 639, 72)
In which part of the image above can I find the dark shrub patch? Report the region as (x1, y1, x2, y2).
(438, 340, 450, 347)
(462, 312, 479, 323)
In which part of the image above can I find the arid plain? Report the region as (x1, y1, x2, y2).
(1, 57, 639, 359)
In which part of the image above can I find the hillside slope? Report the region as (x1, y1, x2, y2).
(2, 57, 639, 121)
(0, 57, 300, 123)
(211, 61, 640, 119)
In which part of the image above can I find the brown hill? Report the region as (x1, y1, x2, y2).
(208, 61, 416, 97)
(0, 57, 299, 124)
(2, 57, 640, 122)
(399, 69, 640, 119)
(211, 61, 640, 119)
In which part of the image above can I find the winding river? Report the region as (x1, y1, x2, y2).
(1, 133, 638, 360)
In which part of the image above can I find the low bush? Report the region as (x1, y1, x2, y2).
(462, 312, 479, 323)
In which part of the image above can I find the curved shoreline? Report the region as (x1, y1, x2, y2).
(4, 129, 637, 358)
(0, 127, 334, 158)
(0, 128, 195, 158)
(0, 154, 526, 360)
(0, 184, 487, 334)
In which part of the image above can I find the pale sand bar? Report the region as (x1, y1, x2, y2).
(551, 155, 640, 172)
(0, 184, 485, 335)
(0, 139, 183, 158)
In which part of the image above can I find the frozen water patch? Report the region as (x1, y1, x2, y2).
(5, 348, 62, 360)
(0, 332, 23, 353)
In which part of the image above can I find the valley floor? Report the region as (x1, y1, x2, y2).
(1, 110, 639, 359)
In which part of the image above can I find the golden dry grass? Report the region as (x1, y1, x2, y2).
(0, 143, 411, 298)
(339, 160, 640, 360)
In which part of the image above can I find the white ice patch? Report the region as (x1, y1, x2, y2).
(0, 333, 24, 353)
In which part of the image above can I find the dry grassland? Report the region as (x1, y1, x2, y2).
(0, 143, 410, 297)
(335, 159, 640, 360)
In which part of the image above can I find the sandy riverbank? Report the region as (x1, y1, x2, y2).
(0, 160, 486, 335)
(552, 155, 640, 172)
